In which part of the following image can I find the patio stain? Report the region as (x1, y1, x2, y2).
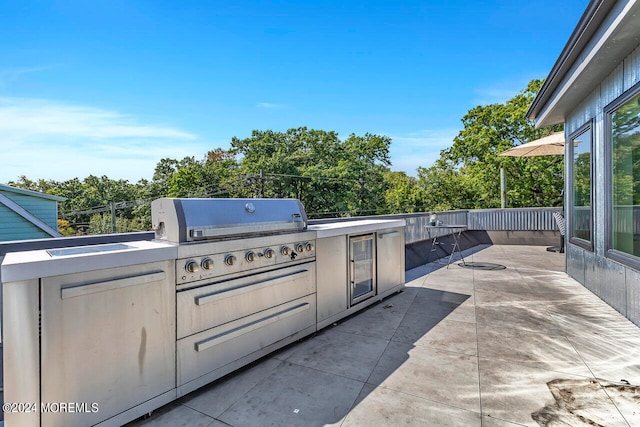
(531, 378, 639, 426)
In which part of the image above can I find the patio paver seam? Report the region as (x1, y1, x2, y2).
(362, 382, 483, 418)
(564, 338, 633, 427)
(471, 252, 487, 421)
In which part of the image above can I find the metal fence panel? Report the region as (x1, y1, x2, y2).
(309, 208, 561, 244)
(467, 208, 561, 231)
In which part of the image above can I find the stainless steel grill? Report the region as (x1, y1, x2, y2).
(151, 197, 317, 396)
(151, 197, 308, 242)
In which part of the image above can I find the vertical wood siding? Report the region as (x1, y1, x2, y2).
(623, 44, 640, 89)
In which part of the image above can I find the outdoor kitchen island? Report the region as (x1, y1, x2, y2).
(309, 219, 406, 330)
(1, 200, 405, 427)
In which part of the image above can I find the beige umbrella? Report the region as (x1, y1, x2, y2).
(498, 131, 566, 252)
(499, 131, 565, 157)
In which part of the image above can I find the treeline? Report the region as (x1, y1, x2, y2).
(9, 79, 564, 236)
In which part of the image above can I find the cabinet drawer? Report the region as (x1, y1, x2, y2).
(177, 294, 316, 386)
(177, 262, 316, 339)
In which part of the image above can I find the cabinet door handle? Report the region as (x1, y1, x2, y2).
(195, 269, 309, 306)
(61, 271, 166, 299)
(195, 302, 310, 352)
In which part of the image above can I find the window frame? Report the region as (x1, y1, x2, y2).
(568, 120, 595, 251)
(604, 79, 640, 268)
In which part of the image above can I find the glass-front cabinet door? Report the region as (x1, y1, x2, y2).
(349, 234, 376, 305)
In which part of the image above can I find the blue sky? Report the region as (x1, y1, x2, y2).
(0, 0, 589, 184)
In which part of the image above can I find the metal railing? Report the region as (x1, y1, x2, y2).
(308, 207, 561, 244)
(402, 210, 468, 244)
(467, 207, 561, 231)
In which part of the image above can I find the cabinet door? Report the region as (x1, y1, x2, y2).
(350, 234, 376, 305)
(40, 261, 175, 427)
(377, 227, 405, 294)
(316, 236, 348, 323)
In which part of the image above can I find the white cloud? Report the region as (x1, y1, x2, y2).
(0, 97, 197, 140)
(386, 129, 458, 176)
(256, 102, 284, 109)
(0, 97, 204, 183)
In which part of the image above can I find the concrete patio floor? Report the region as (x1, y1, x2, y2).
(130, 245, 640, 427)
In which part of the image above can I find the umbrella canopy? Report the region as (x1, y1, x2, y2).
(499, 131, 565, 157)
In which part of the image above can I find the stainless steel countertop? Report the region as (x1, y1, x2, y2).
(308, 219, 405, 238)
(1, 240, 178, 282)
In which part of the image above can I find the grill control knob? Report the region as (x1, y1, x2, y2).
(305, 242, 314, 252)
(224, 255, 237, 266)
(201, 258, 214, 270)
(264, 248, 275, 259)
(280, 246, 291, 256)
(245, 251, 256, 262)
(295, 243, 305, 253)
(185, 260, 199, 273)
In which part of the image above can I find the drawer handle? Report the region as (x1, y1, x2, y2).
(61, 271, 166, 299)
(195, 302, 310, 352)
(195, 269, 309, 306)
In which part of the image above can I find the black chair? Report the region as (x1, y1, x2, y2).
(547, 211, 565, 253)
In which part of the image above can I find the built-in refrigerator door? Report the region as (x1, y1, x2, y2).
(349, 234, 376, 305)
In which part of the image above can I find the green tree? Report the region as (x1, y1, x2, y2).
(382, 171, 424, 213)
(9, 174, 146, 234)
(147, 149, 238, 199)
(149, 158, 181, 198)
(429, 79, 563, 209)
(230, 127, 392, 217)
(611, 97, 640, 205)
(416, 159, 477, 210)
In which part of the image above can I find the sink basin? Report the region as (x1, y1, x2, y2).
(47, 243, 134, 257)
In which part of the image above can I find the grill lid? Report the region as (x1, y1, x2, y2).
(151, 198, 308, 243)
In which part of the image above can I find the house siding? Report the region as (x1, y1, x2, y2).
(0, 188, 62, 241)
(565, 40, 640, 326)
(0, 206, 52, 240)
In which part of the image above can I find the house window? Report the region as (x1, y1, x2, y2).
(569, 123, 593, 250)
(606, 83, 640, 263)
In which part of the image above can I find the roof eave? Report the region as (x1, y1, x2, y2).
(526, 0, 614, 124)
(0, 183, 67, 202)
